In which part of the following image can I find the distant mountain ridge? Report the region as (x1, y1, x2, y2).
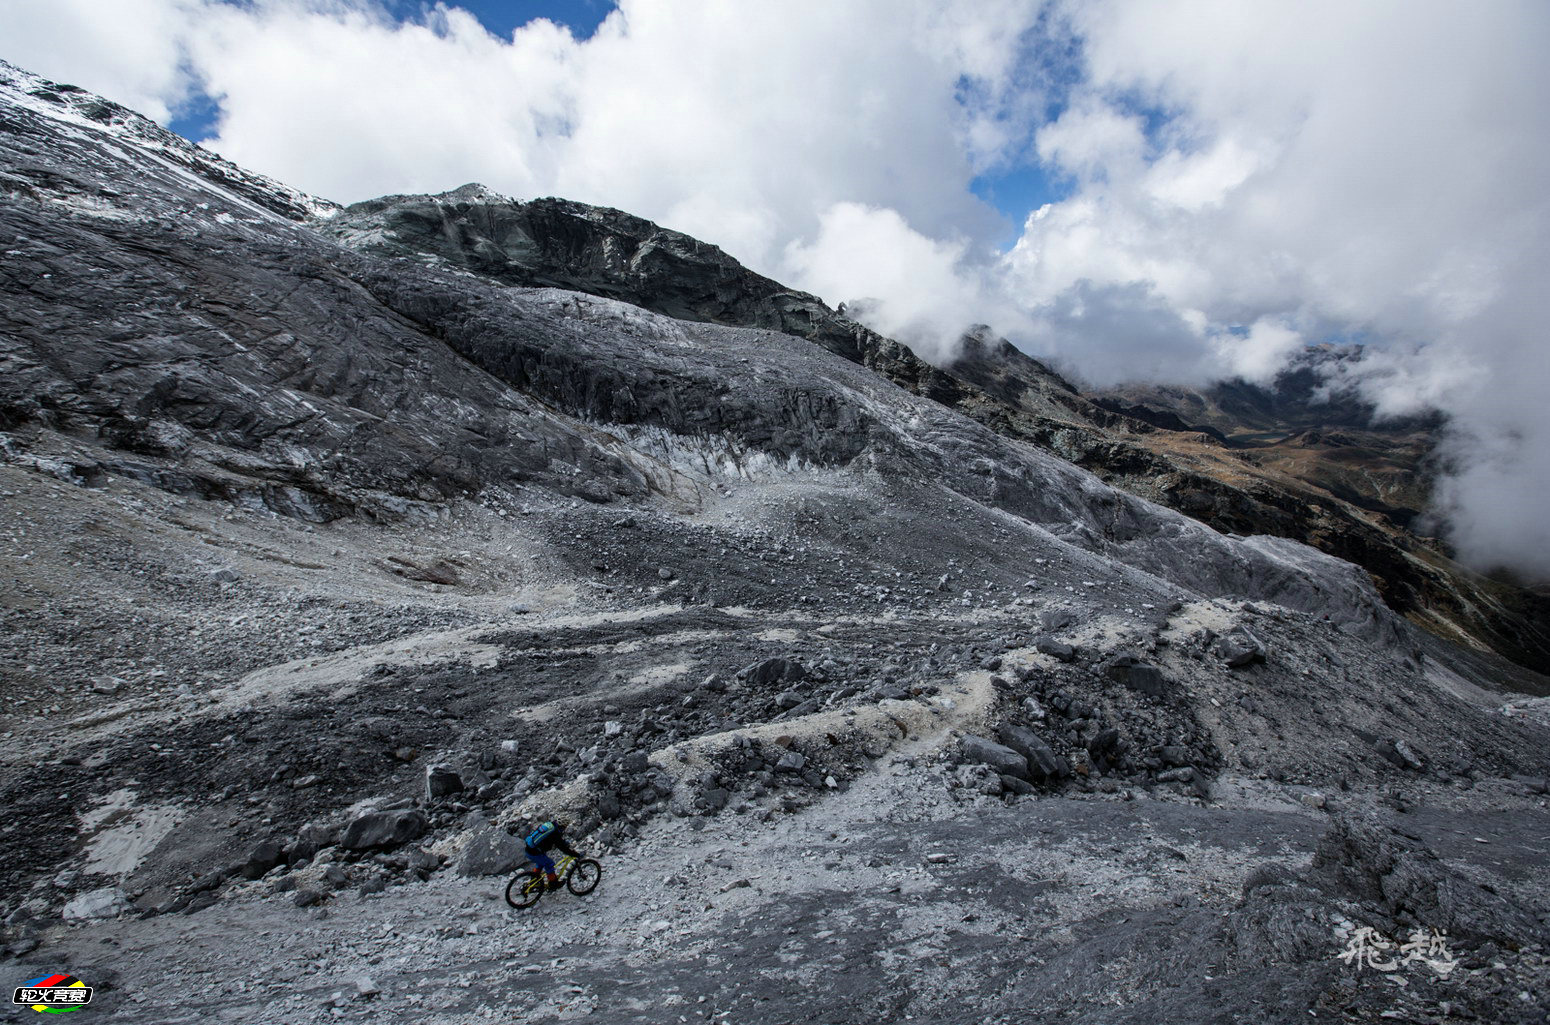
(1094, 345, 1444, 442)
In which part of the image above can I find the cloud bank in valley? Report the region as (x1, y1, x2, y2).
(2, 0, 1547, 577)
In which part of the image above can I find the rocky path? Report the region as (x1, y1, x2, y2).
(18, 757, 1311, 1024)
(20, 743, 1550, 1025)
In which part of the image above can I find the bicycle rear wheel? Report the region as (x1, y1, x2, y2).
(567, 859, 602, 896)
(505, 870, 545, 909)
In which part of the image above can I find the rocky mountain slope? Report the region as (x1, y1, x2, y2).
(1094, 346, 1441, 532)
(316, 181, 1550, 679)
(2, 60, 1548, 1024)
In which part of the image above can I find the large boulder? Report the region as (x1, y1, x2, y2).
(240, 839, 285, 880)
(1034, 638, 1076, 663)
(425, 764, 464, 801)
(961, 735, 1032, 781)
(288, 824, 338, 864)
(595, 791, 623, 819)
(999, 774, 1036, 796)
(1213, 628, 1266, 667)
(997, 724, 1068, 782)
(1087, 727, 1127, 769)
(456, 826, 526, 877)
(742, 658, 806, 688)
(774, 750, 807, 772)
(340, 808, 428, 851)
(1103, 656, 1171, 698)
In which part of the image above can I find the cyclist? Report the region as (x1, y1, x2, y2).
(513, 818, 578, 891)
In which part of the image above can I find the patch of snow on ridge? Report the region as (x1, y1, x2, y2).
(0, 58, 339, 221)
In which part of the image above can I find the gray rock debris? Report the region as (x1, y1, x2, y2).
(1312, 809, 1550, 947)
(1375, 738, 1426, 771)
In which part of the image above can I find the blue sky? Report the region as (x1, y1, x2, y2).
(969, 166, 1071, 243)
(382, 0, 612, 40)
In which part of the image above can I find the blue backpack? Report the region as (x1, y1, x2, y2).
(525, 821, 556, 848)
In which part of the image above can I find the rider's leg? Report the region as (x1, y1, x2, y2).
(528, 848, 559, 887)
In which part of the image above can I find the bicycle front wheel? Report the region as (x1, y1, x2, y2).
(506, 870, 545, 909)
(567, 859, 602, 896)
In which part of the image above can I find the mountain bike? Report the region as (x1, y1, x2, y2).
(505, 853, 602, 909)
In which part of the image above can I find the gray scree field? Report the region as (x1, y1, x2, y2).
(1, 61, 1547, 1024)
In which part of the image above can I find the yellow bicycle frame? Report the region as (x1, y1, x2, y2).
(524, 853, 578, 892)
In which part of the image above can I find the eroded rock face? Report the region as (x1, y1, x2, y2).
(1311, 810, 1550, 948)
(0, 139, 1411, 648)
(320, 188, 953, 392)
